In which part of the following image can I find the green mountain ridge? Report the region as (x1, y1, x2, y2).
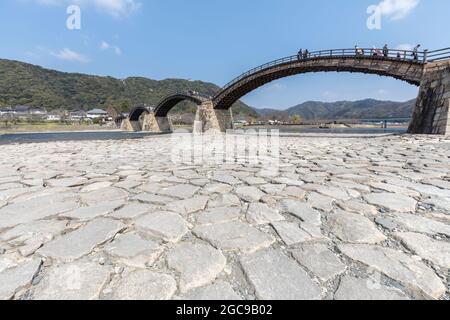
(0, 58, 258, 117)
(254, 98, 417, 120)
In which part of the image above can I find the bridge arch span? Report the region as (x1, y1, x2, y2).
(129, 106, 151, 122)
(154, 93, 206, 117)
(213, 52, 426, 110)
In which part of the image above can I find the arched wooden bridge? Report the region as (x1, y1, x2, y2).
(123, 47, 450, 135)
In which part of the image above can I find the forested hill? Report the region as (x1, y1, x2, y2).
(254, 99, 416, 120)
(0, 59, 258, 117)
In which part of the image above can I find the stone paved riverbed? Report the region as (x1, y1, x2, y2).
(0, 134, 449, 300)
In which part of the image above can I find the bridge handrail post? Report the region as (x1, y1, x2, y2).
(423, 49, 428, 63)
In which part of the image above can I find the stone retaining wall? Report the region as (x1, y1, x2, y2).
(409, 61, 450, 135)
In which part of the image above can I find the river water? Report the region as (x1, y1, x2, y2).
(0, 127, 407, 145)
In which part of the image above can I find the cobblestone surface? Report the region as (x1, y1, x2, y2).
(0, 134, 449, 300)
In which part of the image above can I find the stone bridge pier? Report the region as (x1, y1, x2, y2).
(121, 113, 173, 133)
(409, 61, 450, 135)
(193, 101, 234, 134)
(141, 113, 173, 133)
(121, 118, 141, 132)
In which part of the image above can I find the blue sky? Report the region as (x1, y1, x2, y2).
(0, 0, 448, 109)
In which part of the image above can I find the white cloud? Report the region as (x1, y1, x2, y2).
(377, 0, 420, 20)
(51, 48, 90, 63)
(322, 91, 338, 99)
(100, 41, 111, 50)
(264, 83, 286, 92)
(377, 89, 389, 96)
(100, 41, 122, 56)
(26, 0, 142, 18)
(90, 0, 141, 17)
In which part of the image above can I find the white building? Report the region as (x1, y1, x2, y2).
(86, 109, 108, 119)
(69, 110, 87, 121)
(47, 114, 61, 121)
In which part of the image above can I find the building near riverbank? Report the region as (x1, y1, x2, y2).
(0, 106, 47, 120)
(86, 109, 108, 120)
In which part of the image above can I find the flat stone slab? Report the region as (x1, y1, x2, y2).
(211, 173, 241, 185)
(243, 177, 267, 185)
(157, 184, 200, 199)
(131, 193, 174, 205)
(46, 177, 87, 188)
(291, 244, 346, 281)
(38, 218, 125, 262)
(336, 200, 379, 215)
(335, 276, 409, 300)
(240, 250, 321, 300)
(81, 187, 128, 206)
(390, 213, 450, 237)
(394, 232, 450, 268)
(0, 187, 40, 203)
(167, 242, 226, 293)
(307, 192, 335, 212)
(424, 197, 450, 212)
(364, 193, 417, 212)
(272, 221, 313, 245)
(304, 184, 351, 201)
(0, 258, 42, 300)
(328, 210, 387, 244)
(114, 179, 142, 190)
(80, 181, 113, 193)
(105, 233, 162, 268)
(196, 207, 241, 226)
(259, 184, 286, 195)
(135, 212, 188, 243)
(339, 244, 446, 299)
(235, 186, 265, 202)
(1, 220, 68, 243)
(0, 183, 23, 191)
(208, 194, 241, 208)
(165, 196, 208, 215)
(284, 186, 307, 199)
(272, 177, 304, 187)
(110, 203, 156, 219)
(176, 281, 242, 300)
(110, 270, 176, 300)
(279, 199, 321, 225)
(32, 261, 112, 300)
(193, 221, 274, 253)
(0, 194, 79, 229)
(202, 183, 233, 194)
(61, 200, 125, 220)
(246, 203, 284, 225)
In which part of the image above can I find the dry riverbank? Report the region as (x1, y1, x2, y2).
(0, 134, 449, 300)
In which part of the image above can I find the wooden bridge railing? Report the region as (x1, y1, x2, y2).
(218, 47, 444, 94)
(426, 48, 450, 62)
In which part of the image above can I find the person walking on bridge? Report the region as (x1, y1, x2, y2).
(303, 49, 309, 59)
(355, 45, 364, 56)
(297, 49, 303, 60)
(413, 44, 421, 61)
(383, 44, 389, 57)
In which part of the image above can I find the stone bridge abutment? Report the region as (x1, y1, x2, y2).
(409, 61, 450, 135)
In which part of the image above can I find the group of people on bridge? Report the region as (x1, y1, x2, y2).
(356, 44, 422, 61)
(297, 49, 309, 60)
(297, 44, 423, 62)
